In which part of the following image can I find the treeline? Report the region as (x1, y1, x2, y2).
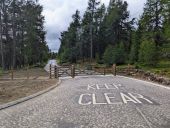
(0, 0, 49, 70)
(58, 0, 170, 66)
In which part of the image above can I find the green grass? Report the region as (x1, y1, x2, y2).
(137, 60, 170, 78)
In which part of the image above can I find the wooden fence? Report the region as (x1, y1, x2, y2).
(48, 64, 132, 78)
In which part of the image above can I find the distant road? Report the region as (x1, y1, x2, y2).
(44, 59, 58, 72)
(0, 75, 170, 128)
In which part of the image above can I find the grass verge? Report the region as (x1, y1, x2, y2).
(137, 60, 170, 78)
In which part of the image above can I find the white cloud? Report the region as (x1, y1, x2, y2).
(127, 0, 147, 19)
(39, 0, 146, 52)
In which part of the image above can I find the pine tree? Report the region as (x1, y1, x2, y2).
(129, 31, 139, 64)
(86, 0, 100, 59)
(58, 10, 81, 63)
(138, 0, 163, 46)
(139, 40, 158, 66)
(0, 0, 49, 69)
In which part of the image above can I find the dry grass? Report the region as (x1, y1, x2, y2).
(0, 68, 57, 104)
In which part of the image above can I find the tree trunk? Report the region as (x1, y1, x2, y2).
(0, 3, 4, 70)
(12, 2, 16, 69)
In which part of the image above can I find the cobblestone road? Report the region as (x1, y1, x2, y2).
(0, 75, 170, 128)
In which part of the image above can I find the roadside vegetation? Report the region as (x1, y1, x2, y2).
(58, 0, 170, 78)
(0, 0, 50, 70)
(136, 60, 170, 78)
(0, 68, 2, 76)
(0, 1, 57, 104)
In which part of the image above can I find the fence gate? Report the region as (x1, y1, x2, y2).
(49, 64, 118, 79)
(58, 66, 73, 77)
(49, 65, 74, 78)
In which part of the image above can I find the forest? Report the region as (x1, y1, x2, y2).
(58, 0, 170, 68)
(0, 0, 49, 70)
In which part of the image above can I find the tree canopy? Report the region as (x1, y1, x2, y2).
(0, 0, 49, 70)
(58, 0, 170, 66)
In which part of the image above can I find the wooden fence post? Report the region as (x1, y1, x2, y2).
(27, 65, 29, 79)
(71, 65, 75, 78)
(49, 64, 52, 79)
(103, 67, 106, 75)
(113, 64, 116, 76)
(127, 64, 130, 75)
(57, 66, 59, 79)
(55, 65, 59, 79)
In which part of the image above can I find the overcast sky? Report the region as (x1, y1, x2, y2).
(39, 0, 146, 52)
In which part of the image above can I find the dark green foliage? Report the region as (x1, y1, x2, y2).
(0, 0, 49, 69)
(138, 0, 163, 46)
(58, 10, 81, 63)
(114, 43, 126, 64)
(129, 32, 139, 64)
(139, 40, 158, 66)
(58, 0, 132, 65)
(103, 45, 115, 66)
(60, 48, 71, 63)
(161, 42, 170, 59)
(136, 0, 170, 66)
(103, 43, 126, 66)
(58, 0, 169, 66)
(105, 0, 133, 46)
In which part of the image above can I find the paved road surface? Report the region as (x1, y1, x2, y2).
(0, 75, 170, 128)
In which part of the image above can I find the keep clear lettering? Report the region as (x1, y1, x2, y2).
(78, 83, 154, 105)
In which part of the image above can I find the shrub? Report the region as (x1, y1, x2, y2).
(103, 45, 115, 66)
(138, 40, 158, 66)
(96, 53, 104, 64)
(60, 48, 71, 63)
(103, 43, 126, 66)
(114, 43, 126, 64)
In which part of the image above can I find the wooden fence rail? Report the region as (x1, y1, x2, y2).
(49, 64, 130, 79)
